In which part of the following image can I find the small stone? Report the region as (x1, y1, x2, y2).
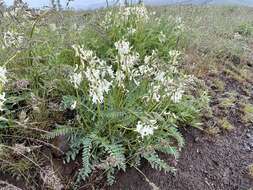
(194, 137, 199, 142)
(244, 145, 251, 151)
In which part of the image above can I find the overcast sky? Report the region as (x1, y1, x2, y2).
(3, 0, 253, 9)
(2, 0, 181, 9)
(4, 0, 111, 9)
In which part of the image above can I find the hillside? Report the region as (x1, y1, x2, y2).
(145, 0, 253, 6)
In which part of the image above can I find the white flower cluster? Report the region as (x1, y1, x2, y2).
(0, 66, 7, 84)
(175, 16, 185, 32)
(70, 72, 82, 89)
(121, 5, 149, 22)
(113, 39, 187, 104)
(170, 86, 184, 103)
(71, 46, 114, 104)
(0, 66, 7, 111)
(135, 120, 158, 138)
(84, 59, 114, 104)
(70, 5, 193, 107)
(148, 71, 185, 103)
(115, 40, 131, 56)
(2, 31, 24, 49)
(114, 39, 140, 87)
(102, 5, 149, 29)
(72, 45, 94, 67)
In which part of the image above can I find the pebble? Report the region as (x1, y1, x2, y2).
(246, 133, 252, 138)
(244, 144, 251, 151)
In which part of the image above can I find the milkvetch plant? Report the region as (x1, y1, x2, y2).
(46, 4, 209, 185)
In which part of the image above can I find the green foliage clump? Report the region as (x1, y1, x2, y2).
(242, 103, 253, 124)
(220, 118, 234, 131)
(46, 5, 209, 185)
(0, 2, 209, 187)
(235, 23, 253, 37)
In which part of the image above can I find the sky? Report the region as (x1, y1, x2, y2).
(1, 0, 210, 9)
(4, 0, 112, 9)
(3, 0, 253, 9)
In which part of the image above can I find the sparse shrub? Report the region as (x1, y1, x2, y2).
(242, 103, 253, 124)
(220, 118, 234, 131)
(219, 92, 237, 108)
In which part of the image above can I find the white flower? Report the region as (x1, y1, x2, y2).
(169, 50, 181, 64)
(72, 45, 94, 67)
(175, 17, 182, 25)
(0, 66, 7, 84)
(171, 88, 184, 103)
(79, 49, 94, 61)
(120, 53, 139, 73)
(70, 72, 82, 89)
(158, 31, 166, 43)
(127, 27, 136, 35)
(154, 71, 166, 82)
(135, 120, 158, 138)
(0, 92, 6, 111)
(124, 6, 149, 21)
(70, 101, 77, 110)
(89, 79, 112, 104)
(115, 70, 126, 88)
(3, 31, 24, 49)
(115, 40, 131, 56)
(83, 57, 113, 104)
(102, 5, 148, 30)
(73, 45, 112, 105)
(144, 55, 151, 64)
(175, 16, 184, 32)
(169, 50, 181, 59)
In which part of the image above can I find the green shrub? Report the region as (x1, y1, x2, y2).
(0, 2, 209, 187)
(235, 23, 253, 37)
(47, 4, 209, 185)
